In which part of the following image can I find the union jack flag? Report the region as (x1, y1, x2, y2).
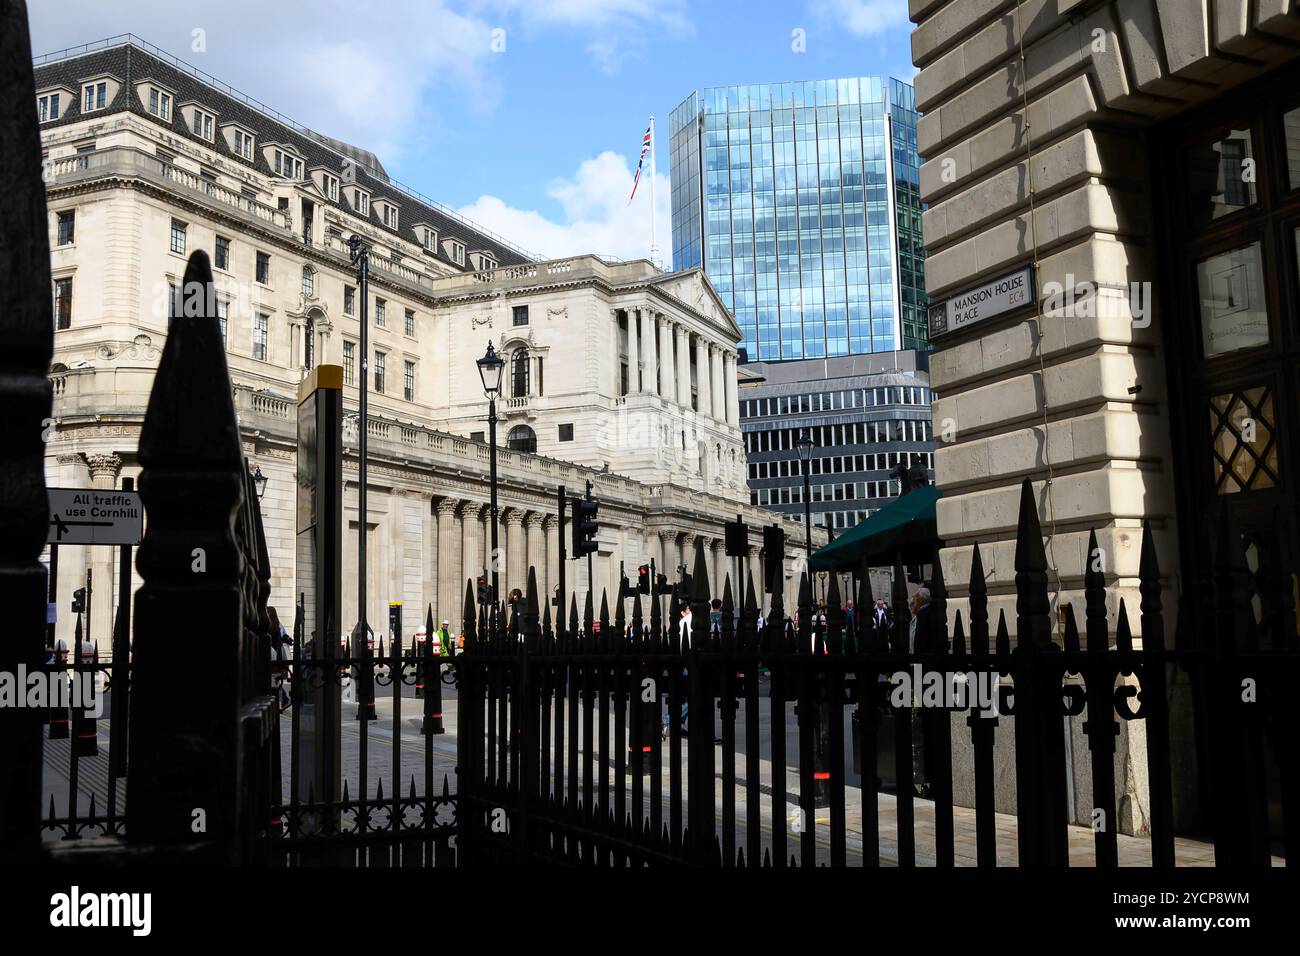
(628, 124, 651, 203)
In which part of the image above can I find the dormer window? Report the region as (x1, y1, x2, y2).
(232, 127, 254, 161)
(38, 92, 61, 122)
(380, 202, 398, 229)
(420, 227, 437, 251)
(479, 254, 497, 271)
(322, 172, 339, 202)
(82, 81, 107, 113)
(147, 87, 172, 121)
(447, 240, 465, 265)
(192, 107, 215, 142)
(353, 189, 370, 216)
(273, 148, 303, 180)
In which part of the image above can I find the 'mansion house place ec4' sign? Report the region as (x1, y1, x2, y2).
(927, 266, 1036, 339)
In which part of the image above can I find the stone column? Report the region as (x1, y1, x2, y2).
(711, 346, 726, 424)
(710, 538, 726, 598)
(422, 497, 437, 625)
(460, 502, 481, 610)
(436, 497, 461, 627)
(749, 544, 763, 612)
(642, 309, 657, 396)
(676, 326, 692, 411)
(85, 452, 123, 651)
(387, 489, 405, 627)
(626, 308, 640, 394)
(506, 508, 526, 601)
(657, 529, 676, 578)
(543, 514, 558, 612)
(696, 338, 712, 418)
(525, 512, 544, 598)
(659, 317, 676, 404)
(725, 352, 740, 426)
(679, 531, 695, 578)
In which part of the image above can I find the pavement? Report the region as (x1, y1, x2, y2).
(39, 679, 1260, 865)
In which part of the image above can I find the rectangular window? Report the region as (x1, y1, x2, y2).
(193, 108, 214, 141)
(375, 298, 386, 327)
(343, 341, 355, 385)
(53, 277, 72, 330)
(422, 227, 437, 251)
(470, 431, 485, 442)
(344, 285, 355, 315)
(558, 423, 574, 442)
(233, 128, 253, 160)
(355, 190, 369, 216)
(404, 360, 415, 401)
(216, 299, 228, 345)
(323, 173, 339, 202)
(82, 81, 106, 112)
(38, 92, 61, 122)
(450, 241, 465, 265)
(381, 203, 398, 228)
(273, 149, 302, 180)
(512, 305, 529, 326)
(374, 351, 386, 393)
(253, 313, 268, 361)
(148, 87, 171, 121)
(169, 219, 187, 255)
(256, 251, 270, 284)
(56, 210, 75, 246)
(404, 309, 416, 337)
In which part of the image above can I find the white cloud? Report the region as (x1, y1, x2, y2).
(812, 0, 911, 37)
(27, 0, 499, 163)
(458, 151, 672, 264)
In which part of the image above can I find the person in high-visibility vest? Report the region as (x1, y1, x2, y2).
(435, 620, 453, 657)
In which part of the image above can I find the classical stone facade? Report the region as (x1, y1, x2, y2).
(911, 0, 1300, 833)
(427, 259, 747, 496)
(36, 39, 819, 647)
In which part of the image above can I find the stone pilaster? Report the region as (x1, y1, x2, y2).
(435, 497, 461, 628)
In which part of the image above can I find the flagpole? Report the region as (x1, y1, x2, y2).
(649, 114, 659, 267)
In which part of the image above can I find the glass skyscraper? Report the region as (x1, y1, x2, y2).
(669, 76, 926, 361)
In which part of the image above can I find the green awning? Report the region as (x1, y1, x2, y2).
(810, 485, 944, 572)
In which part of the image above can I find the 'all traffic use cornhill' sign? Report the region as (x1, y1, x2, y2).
(47, 487, 143, 546)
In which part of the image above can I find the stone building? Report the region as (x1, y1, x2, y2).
(36, 37, 818, 647)
(911, 1, 1300, 831)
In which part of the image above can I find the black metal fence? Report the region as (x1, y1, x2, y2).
(457, 481, 1297, 867)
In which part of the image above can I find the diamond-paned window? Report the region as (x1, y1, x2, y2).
(1209, 386, 1280, 494)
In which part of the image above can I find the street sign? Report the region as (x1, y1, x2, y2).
(927, 265, 1035, 340)
(47, 488, 143, 546)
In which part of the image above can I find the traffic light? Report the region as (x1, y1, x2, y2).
(653, 573, 671, 596)
(71, 587, 86, 614)
(571, 496, 599, 557)
(724, 516, 748, 557)
(762, 524, 786, 594)
(636, 564, 651, 594)
(476, 573, 490, 606)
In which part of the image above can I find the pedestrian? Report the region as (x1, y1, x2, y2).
(678, 605, 692, 646)
(872, 598, 893, 644)
(709, 598, 723, 634)
(907, 587, 931, 655)
(435, 619, 453, 657)
(267, 606, 292, 711)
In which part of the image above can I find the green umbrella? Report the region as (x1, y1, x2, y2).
(810, 485, 943, 571)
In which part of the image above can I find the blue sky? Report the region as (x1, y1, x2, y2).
(28, 0, 916, 263)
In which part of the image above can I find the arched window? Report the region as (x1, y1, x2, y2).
(303, 314, 315, 370)
(302, 265, 315, 297)
(511, 348, 530, 398)
(507, 424, 536, 453)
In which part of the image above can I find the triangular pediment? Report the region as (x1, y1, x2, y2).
(647, 268, 742, 342)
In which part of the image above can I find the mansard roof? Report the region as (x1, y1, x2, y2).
(33, 37, 533, 271)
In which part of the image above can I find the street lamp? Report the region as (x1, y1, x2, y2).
(795, 428, 815, 565)
(251, 465, 268, 500)
(477, 342, 505, 612)
(347, 234, 370, 649)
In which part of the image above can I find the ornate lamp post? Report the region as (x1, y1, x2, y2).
(477, 341, 505, 609)
(251, 465, 268, 500)
(347, 234, 370, 646)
